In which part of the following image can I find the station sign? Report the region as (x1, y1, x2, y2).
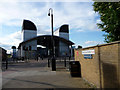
(84, 54, 92, 59)
(82, 49, 95, 55)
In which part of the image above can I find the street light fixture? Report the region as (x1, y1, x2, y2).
(48, 8, 56, 71)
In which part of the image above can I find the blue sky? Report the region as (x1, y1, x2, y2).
(0, 0, 105, 53)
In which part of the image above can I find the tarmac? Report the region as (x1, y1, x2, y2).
(2, 59, 94, 89)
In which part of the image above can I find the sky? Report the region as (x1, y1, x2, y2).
(0, 0, 106, 53)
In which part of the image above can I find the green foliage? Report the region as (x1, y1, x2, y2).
(93, 2, 120, 43)
(7, 54, 11, 58)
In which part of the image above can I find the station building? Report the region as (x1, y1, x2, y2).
(17, 20, 74, 59)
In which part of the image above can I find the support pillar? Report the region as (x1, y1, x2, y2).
(70, 45, 73, 57)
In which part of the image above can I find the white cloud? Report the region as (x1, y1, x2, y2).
(96, 19, 102, 24)
(82, 41, 104, 48)
(85, 41, 103, 45)
(77, 29, 85, 32)
(0, 31, 22, 52)
(53, 2, 99, 32)
(0, 2, 100, 51)
(37, 25, 51, 35)
(0, 2, 99, 31)
(0, 0, 93, 3)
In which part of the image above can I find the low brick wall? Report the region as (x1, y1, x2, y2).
(75, 41, 120, 88)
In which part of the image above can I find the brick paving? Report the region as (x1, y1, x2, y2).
(2, 59, 94, 88)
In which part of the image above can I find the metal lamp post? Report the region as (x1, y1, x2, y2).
(48, 8, 56, 71)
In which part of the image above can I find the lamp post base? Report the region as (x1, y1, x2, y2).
(52, 57, 56, 71)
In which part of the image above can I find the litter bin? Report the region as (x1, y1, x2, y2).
(69, 61, 81, 77)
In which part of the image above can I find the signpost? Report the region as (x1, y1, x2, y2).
(82, 49, 95, 59)
(84, 54, 92, 59)
(82, 49, 95, 55)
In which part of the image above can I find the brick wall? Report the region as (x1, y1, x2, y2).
(99, 44, 119, 88)
(118, 43, 120, 88)
(75, 41, 120, 88)
(75, 47, 101, 87)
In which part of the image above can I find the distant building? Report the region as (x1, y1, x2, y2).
(17, 19, 74, 59)
(12, 46, 17, 59)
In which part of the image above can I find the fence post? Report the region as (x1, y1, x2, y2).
(64, 57, 66, 67)
(6, 59, 8, 69)
(48, 58, 50, 67)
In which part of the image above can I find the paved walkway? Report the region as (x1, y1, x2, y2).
(2, 59, 94, 88)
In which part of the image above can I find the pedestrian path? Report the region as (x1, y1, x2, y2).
(2, 59, 94, 88)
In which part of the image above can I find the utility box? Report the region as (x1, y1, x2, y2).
(69, 61, 81, 77)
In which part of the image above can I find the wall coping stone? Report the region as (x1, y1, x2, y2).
(76, 41, 120, 50)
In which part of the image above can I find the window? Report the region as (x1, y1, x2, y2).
(23, 46, 26, 50)
(29, 46, 31, 51)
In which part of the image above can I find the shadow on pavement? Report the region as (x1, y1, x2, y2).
(3, 77, 69, 88)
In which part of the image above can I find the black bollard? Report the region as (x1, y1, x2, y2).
(6, 59, 8, 69)
(48, 59, 50, 67)
(64, 57, 66, 67)
(52, 57, 56, 71)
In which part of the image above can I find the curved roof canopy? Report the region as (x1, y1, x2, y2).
(22, 19, 37, 31)
(18, 35, 74, 49)
(59, 24, 69, 33)
(12, 46, 16, 49)
(54, 24, 69, 33)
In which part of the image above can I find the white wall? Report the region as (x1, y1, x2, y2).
(16, 49, 21, 57)
(54, 29, 59, 36)
(22, 30, 37, 41)
(59, 32, 69, 40)
(25, 40, 37, 50)
(20, 40, 37, 57)
(59, 41, 69, 56)
(54, 28, 70, 56)
(20, 29, 37, 57)
(54, 30, 69, 40)
(21, 45, 24, 57)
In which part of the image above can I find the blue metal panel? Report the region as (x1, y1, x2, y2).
(84, 54, 92, 59)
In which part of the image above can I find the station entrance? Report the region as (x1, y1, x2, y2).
(17, 35, 74, 70)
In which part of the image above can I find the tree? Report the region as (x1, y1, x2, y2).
(93, 2, 120, 43)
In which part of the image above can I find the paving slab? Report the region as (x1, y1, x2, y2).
(2, 60, 94, 88)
